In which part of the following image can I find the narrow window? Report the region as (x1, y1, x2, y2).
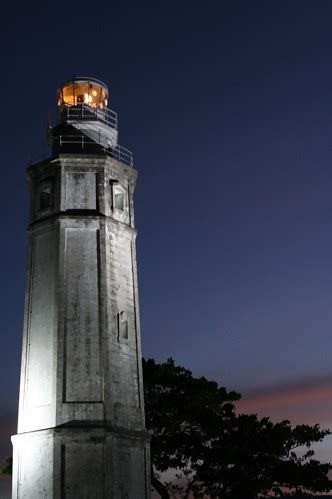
(118, 311, 128, 340)
(111, 182, 125, 212)
(39, 184, 52, 210)
(114, 191, 124, 211)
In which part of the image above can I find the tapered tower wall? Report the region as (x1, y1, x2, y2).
(12, 155, 150, 498)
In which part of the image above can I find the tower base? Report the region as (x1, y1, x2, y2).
(12, 426, 150, 498)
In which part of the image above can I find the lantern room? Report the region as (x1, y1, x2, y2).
(57, 77, 108, 110)
(50, 76, 130, 164)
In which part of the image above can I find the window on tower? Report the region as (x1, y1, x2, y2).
(114, 191, 124, 211)
(118, 311, 129, 341)
(40, 186, 51, 209)
(110, 182, 126, 212)
(38, 181, 53, 212)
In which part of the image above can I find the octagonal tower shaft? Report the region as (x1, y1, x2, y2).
(12, 79, 151, 498)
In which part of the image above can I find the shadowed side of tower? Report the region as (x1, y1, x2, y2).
(11, 78, 151, 498)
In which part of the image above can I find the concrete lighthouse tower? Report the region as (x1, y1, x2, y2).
(12, 77, 151, 498)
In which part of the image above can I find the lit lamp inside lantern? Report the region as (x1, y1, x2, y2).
(57, 77, 108, 110)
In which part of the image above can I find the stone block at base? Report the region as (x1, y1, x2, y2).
(12, 426, 150, 499)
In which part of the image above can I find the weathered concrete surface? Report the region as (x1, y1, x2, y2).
(13, 155, 150, 498)
(12, 427, 150, 499)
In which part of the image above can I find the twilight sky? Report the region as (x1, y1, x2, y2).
(1, 0, 332, 477)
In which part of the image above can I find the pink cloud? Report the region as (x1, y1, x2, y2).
(236, 375, 332, 427)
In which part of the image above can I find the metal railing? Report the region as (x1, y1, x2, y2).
(61, 104, 118, 129)
(55, 134, 133, 166)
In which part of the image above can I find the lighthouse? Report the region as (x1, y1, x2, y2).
(11, 77, 151, 498)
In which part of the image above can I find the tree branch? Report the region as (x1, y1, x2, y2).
(151, 473, 170, 499)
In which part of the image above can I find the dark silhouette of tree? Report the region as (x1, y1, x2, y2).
(197, 415, 331, 498)
(143, 358, 332, 498)
(0, 457, 12, 476)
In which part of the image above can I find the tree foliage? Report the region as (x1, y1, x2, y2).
(143, 357, 332, 498)
(0, 457, 12, 476)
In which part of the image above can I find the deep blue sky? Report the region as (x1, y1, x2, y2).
(2, 0, 332, 466)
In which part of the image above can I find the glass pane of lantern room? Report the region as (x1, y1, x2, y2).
(88, 84, 100, 107)
(75, 82, 90, 105)
(101, 89, 108, 107)
(59, 80, 108, 108)
(62, 84, 75, 106)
